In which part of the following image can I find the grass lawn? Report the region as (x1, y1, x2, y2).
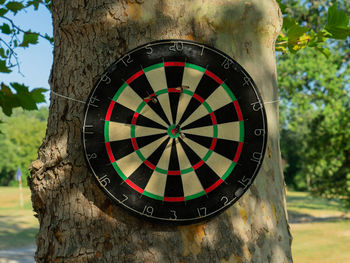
(0, 186, 39, 249)
(287, 190, 350, 263)
(0, 186, 349, 263)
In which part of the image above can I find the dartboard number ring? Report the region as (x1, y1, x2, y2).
(83, 40, 267, 224)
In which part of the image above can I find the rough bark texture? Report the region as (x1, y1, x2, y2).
(29, 0, 292, 262)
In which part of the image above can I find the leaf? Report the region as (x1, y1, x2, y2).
(0, 0, 5, 5)
(0, 23, 11, 34)
(5, 1, 25, 14)
(26, 0, 40, 10)
(0, 60, 11, 73)
(0, 48, 7, 58)
(325, 4, 350, 40)
(29, 88, 47, 103)
(20, 32, 39, 47)
(0, 8, 8, 17)
(10, 83, 38, 110)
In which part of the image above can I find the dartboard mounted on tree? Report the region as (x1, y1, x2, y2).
(82, 40, 267, 224)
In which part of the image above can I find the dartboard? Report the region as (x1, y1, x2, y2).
(83, 40, 267, 223)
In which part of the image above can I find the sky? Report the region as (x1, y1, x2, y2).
(1, 5, 53, 105)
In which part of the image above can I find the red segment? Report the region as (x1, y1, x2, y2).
(210, 112, 217, 125)
(168, 88, 181, 93)
(131, 138, 138, 150)
(233, 142, 243, 163)
(210, 138, 217, 151)
(193, 160, 204, 170)
(126, 69, 144, 84)
(144, 93, 156, 103)
(125, 179, 143, 194)
(105, 101, 115, 121)
(164, 196, 185, 202)
(205, 69, 223, 84)
(234, 100, 243, 121)
(192, 93, 204, 103)
(164, 62, 185, 67)
(132, 112, 139, 125)
(205, 179, 224, 193)
(105, 142, 115, 163)
(168, 170, 181, 175)
(144, 160, 156, 170)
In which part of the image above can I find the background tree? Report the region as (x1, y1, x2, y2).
(28, 0, 293, 262)
(0, 107, 48, 185)
(277, 0, 350, 207)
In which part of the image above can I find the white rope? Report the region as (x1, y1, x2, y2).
(51, 90, 86, 104)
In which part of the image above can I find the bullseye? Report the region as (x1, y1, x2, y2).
(168, 124, 181, 138)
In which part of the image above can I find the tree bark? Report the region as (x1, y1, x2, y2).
(29, 0, 292, 262)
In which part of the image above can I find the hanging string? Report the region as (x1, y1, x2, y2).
(51, 90, 86, 104)
(264, 99, 279, 105)
(51, 90, 279, 105)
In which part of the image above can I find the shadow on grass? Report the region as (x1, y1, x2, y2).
(288, 210, 350, 224)
(0, 215, 38, 250)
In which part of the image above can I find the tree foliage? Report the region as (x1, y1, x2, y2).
(277, 0, 350, 207)
(0, 107, 48, 186)
(0, 0, 51, 116)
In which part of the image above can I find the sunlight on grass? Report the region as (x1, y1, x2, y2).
(0, 187, 39, 249)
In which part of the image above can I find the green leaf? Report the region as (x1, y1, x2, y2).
(283, 17, 297, 31)
(29, 88, 47, 103)
(5, 1, 25, 14)
(0, 0, 6, 5)
(0, 8, 8, 17)
(20, 32, 39, 47)
(0, 23, 11, 34)
(0, 48, 7, 58)
(27, 0, 40, 10)
(0, 60, 11, 73)
(10, 83, 38, 110)
(325, 4, 350, 40)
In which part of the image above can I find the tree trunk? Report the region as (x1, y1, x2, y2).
(29, 0, 292, 262)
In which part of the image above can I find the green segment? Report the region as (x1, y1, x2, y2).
(143, 62, 164, 72)
(239, 121, 245, 142)
(143, 191, 163, 200)
(213, 125, 218, 138)
(185, 191, 206, 201)
(185, 63, 206, 72)
(112, 162, 127, 180)
(136, 101, 146, 113)
(168, 124, 181, 138)
(203, 150, 213, 162)
(182, 89, 193, 96)
(104, 121, 109, 142)
(222, 162, 236, 181)
(130, 125, 135, 138)
(202, 101, 213, 113)
(222, 82, 236, 101)
(155, 167, 168, 174)
(113, 82, 128, 101)
(155, 89, 168, 96)
(180, 167, 194, 174)
(136, 150, 146, 162)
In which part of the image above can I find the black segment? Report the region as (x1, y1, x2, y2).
(147, 137, 171, 166)
(214, 138, 240, 161)
(178, 138, 202, 165)
(194, 74, 220, 101)
(194, 163, 220, 190)
(164, 64, 184, 88)
(109, 102, 134, 124)
(169, 93, 180, 124)
(136, 114, 168, 130)
(214, 103, 239, 124)
(128, 163, 154, 190)
(129, 74, 170, 125)
(168, 139, 180, 171)
(164, 175, 184, 198)
(178, 98, 201, 125)
(183, 134, 212, 149)
(181, 114, 213, 130)
(136, 133, 167, 149)
(109, 138, 135, 161)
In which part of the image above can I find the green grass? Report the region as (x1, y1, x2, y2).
(0, 186, 39, 249)
(287, 190, 350, 263)
(1, 186, 349, 263)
